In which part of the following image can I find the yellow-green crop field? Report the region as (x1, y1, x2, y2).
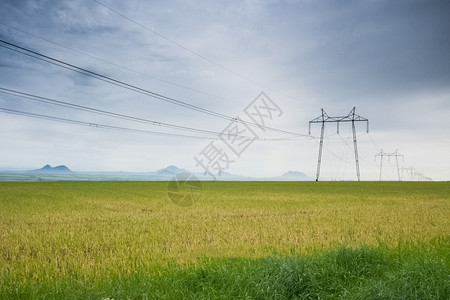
(0, 181, 449, 299)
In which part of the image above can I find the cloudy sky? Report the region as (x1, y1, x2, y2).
(0, 0, 449, 180)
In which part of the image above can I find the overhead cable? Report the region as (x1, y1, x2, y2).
(0, 39, 308, 137)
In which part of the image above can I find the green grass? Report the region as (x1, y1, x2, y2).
(0, 181, 449, 298)
(2, 245, 448, 299)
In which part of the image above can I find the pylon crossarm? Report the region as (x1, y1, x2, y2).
(309, 108, 369, 133)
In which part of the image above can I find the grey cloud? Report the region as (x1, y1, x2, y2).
(0, 0, 448, 179)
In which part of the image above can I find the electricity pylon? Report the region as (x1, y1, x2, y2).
(401, 167, 432, 181)
(309, 107, 369, 181)
(400, 167, 415, 181)
(374, 149, 404, 181)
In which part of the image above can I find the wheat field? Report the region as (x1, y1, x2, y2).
(0, 181, 448, 298)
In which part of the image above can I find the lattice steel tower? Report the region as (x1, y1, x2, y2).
(375, 149, 404, 181)
(309, 107, 369, 181)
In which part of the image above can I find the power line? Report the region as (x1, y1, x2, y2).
(0, 107, 221, 140)
(0, 104, 310, 142)
(0, 40, 228, 119)
(0, 87, 244, 137)
(0, 87, 312, 142)
(93, 0, 320, 108)
(367, 133, 380, 152)
(0, 22, 233, 103)
(93, 1, 265, 87)
(310, 136, 354, 165)
(0, 39, 308, 138)
(337, 133, 377, 167)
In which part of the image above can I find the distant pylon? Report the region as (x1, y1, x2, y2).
(375, 149, 404, 181)
(309, 107, 369, 181)
(400, 167, 416, 181)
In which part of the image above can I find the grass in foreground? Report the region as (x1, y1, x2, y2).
(2, 245, 448, 299)
(0, 181, 449, 298)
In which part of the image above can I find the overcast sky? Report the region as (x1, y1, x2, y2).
(0, 0, 449, 180)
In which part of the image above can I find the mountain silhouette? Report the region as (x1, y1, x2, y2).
(274, 171, 313, 181)
(156, 165, 187, 175)
(15, 164, 314, 181)
(29, 164, 73, 174)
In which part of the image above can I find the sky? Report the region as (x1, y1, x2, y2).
(0, 0, 449, 180)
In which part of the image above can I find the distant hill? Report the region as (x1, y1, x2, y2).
(28, 164, 73, 174)
(155, 165, 188, 175)
(2, 164, 314, 181)
(195, 170, 313, 181)
(265, 171, 314, 181)
(162, 165, 185, 173)
(280, 171, 311, 180)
